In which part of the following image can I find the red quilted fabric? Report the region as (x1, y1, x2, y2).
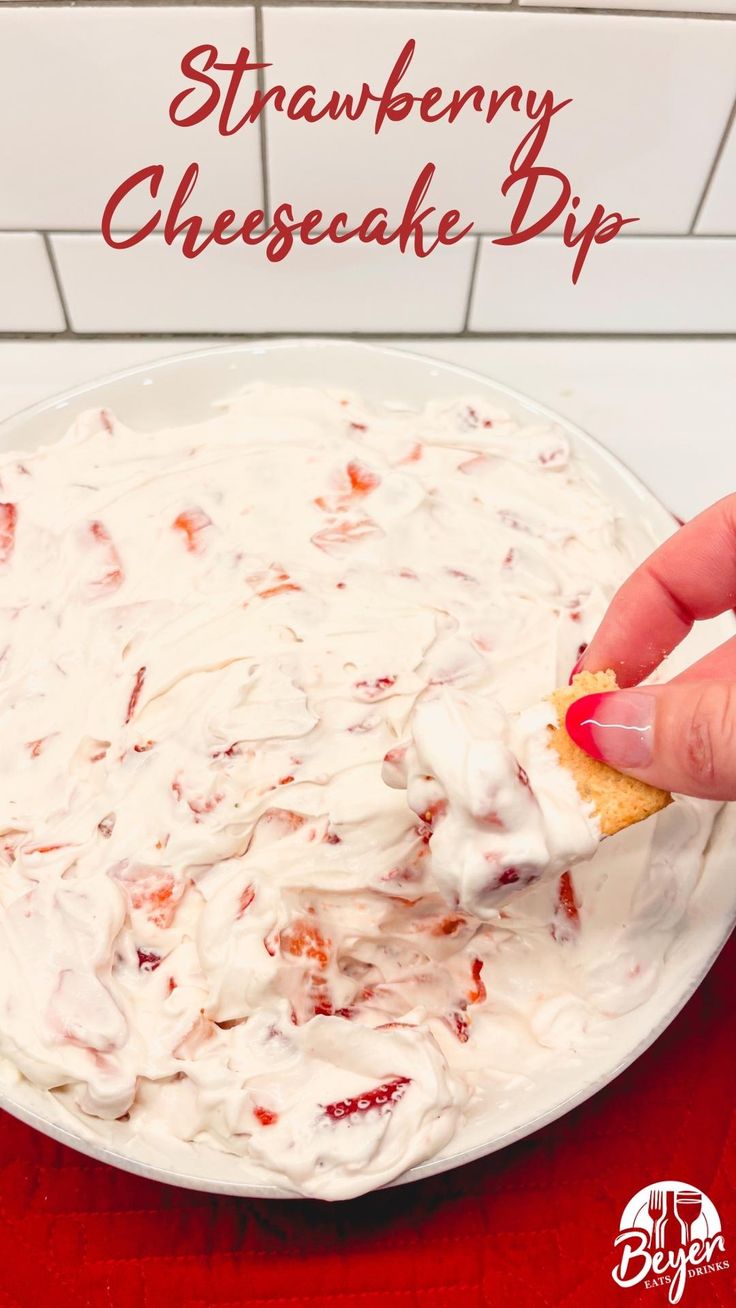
(0, 932, 734, 1308)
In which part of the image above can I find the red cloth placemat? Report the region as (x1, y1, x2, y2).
(1, 932, 734, 1308)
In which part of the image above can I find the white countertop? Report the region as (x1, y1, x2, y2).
(0, 338, 733, 520)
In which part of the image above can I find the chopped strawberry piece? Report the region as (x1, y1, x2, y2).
(172, 508, 212, 553)
(97, 813, 116, 839)
(253, 1105, 278, 1126)
(237, 885, 255, 919)
(263, 928, 279, 957)
(125, 666, 146, 724)
(311, 518, 383, 554)
(421, 798, 447, 827)
(516, 765, 530, 789)
(0, 504, 17, 563)
(258, 582, 301, 599)
(280, 918, 330, 968)
(397, 442, 422, 465)
(539, 446, 565, 466)
(557, 870, 580, 923)
(479, 810, 503, 830)
(346, 460, 380, 496)
(87, 521, 124, 595)
(25, 842, 70, 855)
(322, 1076, 410, 1121)
(309, 975, 334, 1016)
(137, 949, 161, 972)
(443, 1010, 470, 1042)
(354, 675, 396, 701)
(262, 807, 307, 835)
(114, 864, 185, 929)
(432, 914, 466, 937)
(468, 958, 486, 1005)
(498, 867, 520, 886)
(187, 790, 224, 818)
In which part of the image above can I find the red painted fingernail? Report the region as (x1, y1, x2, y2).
(565, 691, 655, 768)
(568, 643, 589, 685)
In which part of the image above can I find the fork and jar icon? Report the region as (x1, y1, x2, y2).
(647, 1188, 703, 1252)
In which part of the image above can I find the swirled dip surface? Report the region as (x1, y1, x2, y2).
(0, 385, 717, 1199)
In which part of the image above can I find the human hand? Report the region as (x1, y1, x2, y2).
(565, 494, 736, 800)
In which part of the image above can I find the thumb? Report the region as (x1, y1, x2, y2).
(565, 680, 736, 800)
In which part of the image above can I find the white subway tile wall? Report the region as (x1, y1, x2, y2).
(469, 236, 736, 332)
(697, 116, 736, 232)
(0, 234, 64, 332)
(263, 8, 736, 235)
(0, 2, 733, 335)
(50, 233, 475, 334)
(0, 6, 261, 230)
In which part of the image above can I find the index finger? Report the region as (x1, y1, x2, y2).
(580, 492, 736, 687)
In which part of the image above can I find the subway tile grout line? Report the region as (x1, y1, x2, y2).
(1, 1, 736, 18)
(41, 233, 72, 332)
(689, 93, 736, 233)
(253, 2, 273, 226)
(0, 330, 734, 342)
(462, 236, 482, 331)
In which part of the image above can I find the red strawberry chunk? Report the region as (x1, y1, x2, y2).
(237, 885, 255, 919)
(172, 508, 212, 553)
(421, 798, 447, 827)
(557, 870, 579, 923)
(97, 813, 116, 839)
(322, 1076, 410, 1121)
(346, 460, 381, 496)
(432, 914, 466, 937)
(468, 957, 486, 1005)
(0, 504, 17, 563)
(253, 1105, 278, 1126)
(354, 675, 396, 701)
(443, 1010, 470, 1042)
(280, 918, 330, 968)
(258, 582, 301, 599)
(137, 949, 161, 972)
(125, 666, 146, 724)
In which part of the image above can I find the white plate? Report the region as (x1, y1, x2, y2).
(0, 339, 734, 1199)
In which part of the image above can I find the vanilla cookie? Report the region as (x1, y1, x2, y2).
(548, 670, 672, 837)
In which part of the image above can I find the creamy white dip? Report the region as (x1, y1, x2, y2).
(0, 385, 716, 1199)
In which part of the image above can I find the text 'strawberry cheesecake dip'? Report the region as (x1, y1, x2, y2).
(0, 385, 719, 1199)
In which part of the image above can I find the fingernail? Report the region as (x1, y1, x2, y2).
(568, 643, 589, 685)
(565, 691, 655, 769)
